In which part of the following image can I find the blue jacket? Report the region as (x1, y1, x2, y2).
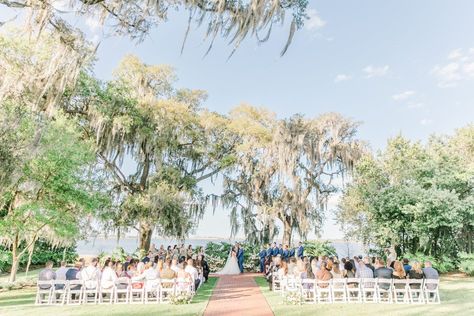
(297, 246, 304, 257)
(289, 248, 295, 257)
(237, 248, 244, 262)
(282, 249, 289, 259)
(266, 248, 272, 257)
(271, 247, 279, 256)
(259, 250, 267, 260)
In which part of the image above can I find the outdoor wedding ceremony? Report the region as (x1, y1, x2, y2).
(1, 1, 474, 316)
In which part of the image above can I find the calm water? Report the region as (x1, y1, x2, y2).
(77, 238, 365, 258)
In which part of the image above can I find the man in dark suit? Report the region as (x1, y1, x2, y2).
(266, 243, 272, 258)
(259, 246, 267, 273)
(278, 244, 284, 256)
(271, 242, 279, 257)
(297, 242, 304, 258)
(236, 243, 244, 273)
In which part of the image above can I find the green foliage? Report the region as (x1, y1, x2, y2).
(303, 240, 337, 258)
(204, 241, 260, 272)
(402, 252, 456, 274)
(459, 252, 474, 276)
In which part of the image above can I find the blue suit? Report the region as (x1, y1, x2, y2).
(266, 247, 272, 257)
(237, 247, 244, 273)
(289, 248, 295, 258)
(282, 249, 289, 260)
(297, 245, 304, 258)
(259, 250, 266, 272)
(271, 247, 279, 256)
(278, 247, 283, 256)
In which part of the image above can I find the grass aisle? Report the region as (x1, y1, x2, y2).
(0, 277, 218, 316)
(255, 276, 474, 316)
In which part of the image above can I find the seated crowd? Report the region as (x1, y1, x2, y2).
(264, 246, 440, 304)
(36, 244, 210, 305)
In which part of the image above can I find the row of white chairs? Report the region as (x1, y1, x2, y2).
(272, 276, 440, 304)
(35, 278, 195, 305)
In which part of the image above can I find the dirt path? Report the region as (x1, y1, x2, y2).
(203, 273, 274, 316)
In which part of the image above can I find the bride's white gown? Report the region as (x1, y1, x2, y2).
(216, 251, 241, 275)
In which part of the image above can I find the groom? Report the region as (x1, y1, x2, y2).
(236, 243, 244, 273)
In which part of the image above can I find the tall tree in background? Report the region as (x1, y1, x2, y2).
(0, 105, 107, 282)
(224, 105, 363, 245)
(66, 55, 237, 251)
(0, 0, 308, 56)
(338, 131, 474, 258)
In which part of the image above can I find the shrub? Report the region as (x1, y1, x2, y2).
(459, 252, 474, 276)
(402, 252, 456, 273)
(303, 240, 337, 258)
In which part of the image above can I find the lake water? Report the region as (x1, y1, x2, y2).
(77, 238, 365, 258)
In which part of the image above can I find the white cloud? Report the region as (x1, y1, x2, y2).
(392, 90, 415, 101)
(432, 48, 474, 87)
(305, 9, 326, 31)
(420, 119, 433, 126)
(407, 102, 425, 109)
(334, 74, 352, 83)
(363, 65, 390, 78)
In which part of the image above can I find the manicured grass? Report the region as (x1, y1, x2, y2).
(255, 275, 474, 316)
(0, 277, 218, 316)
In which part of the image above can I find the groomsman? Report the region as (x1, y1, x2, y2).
(282, 245, 289, 260)
(289, 246, 296, 258)
(297, 242, 305, 258)
(259, 246, 267, 273)
(278, 244, 284, 256)
(271, 242, 279, 257)
(266, 243, 272, 258)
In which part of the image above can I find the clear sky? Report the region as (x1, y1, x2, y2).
(2, 1, 474, 240)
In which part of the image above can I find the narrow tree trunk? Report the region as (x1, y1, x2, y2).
(282, 216, 292, 246)
(9, 235, 20, 282)
(139, 222, 153, 252)
(25, 241, 36, 277)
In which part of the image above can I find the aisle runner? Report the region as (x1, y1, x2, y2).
(204, 273, 274, 316)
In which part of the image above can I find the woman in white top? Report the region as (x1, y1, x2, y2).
(100, 260, 117, 289)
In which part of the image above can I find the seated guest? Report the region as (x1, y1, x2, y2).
(287, 257, 298, 276)
(122, 256, 133, 272)
(374, 259, 392, 290)
(55, 261, 68, 281)
(155, 259, 164, 277)
(38, 261, 56, 289)
(402, 258, 412, 274)
(356, 261, 374, 279)
(331, 261, 343, 279)
(392, 260, 406, 279)
(66, 261, 83, 293)
(364, 256, 375, 272)
(101, 260, 117, 290)
(170, 258, 179, 273)
(343, 261, 355, 278)
(408, 261, 423, 289)
(142, 251, 152, 264)
(176, 263, 193, 292)
(161, 259, 177, 279)
(143, 262, 158, 280)
(185, 258, 200, 291)
(315, 262, 332, 288)
(423, 261, 439, 290)
(81, 257, 101, 289)
(115, 262, 129, 290)
(300, 263, 315, 290)
(278, 261, 288, 278)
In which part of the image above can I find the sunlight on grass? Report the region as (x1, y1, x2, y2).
(0, 277, 217, 316)
(256, 276, 474, 316)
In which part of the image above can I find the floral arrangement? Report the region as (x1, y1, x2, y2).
(284, 291, 303, 305)
(169, 292, 193, 305)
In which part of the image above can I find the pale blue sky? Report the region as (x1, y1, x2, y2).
(2, 1, 474, 240)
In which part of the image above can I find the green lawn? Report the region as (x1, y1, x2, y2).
(0, 277, 217, 316)
(255, 275, 474, 316)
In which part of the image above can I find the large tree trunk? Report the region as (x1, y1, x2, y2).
(139, 222, 153, 252)
(282, 216, 292, 246)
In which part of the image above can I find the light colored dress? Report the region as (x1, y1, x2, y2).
(216, 251, 241, 275)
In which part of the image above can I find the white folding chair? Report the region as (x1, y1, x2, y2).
(315, 279, 332, 303)
(114, 278, 131, 304)
(376, 278, 393, 303)
(144, 279, 160, 304)
(284, 276, 300, 294)
(51, 280, 67, 305)
(66, 280, 84, 305)
(361, 278, 377, 303)
(300, 279, 316, 304)
(423, 279, 441, 304)
(272, 274, 282, 293)
(331, 278, 347, 303)
(392, 279, 409, 303)
(35, 280, 53, 305)
(159, 279, 176, 303)
(129, 280, 145, 304)
(82, 280, 99, 304)
(176, 277, 193, 296)
(346, 278, 362, 303)
(407, 279, 424, 304)
(99, 284, 115, 304)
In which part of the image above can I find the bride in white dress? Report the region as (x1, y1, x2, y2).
(216, 247, 241, 275)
